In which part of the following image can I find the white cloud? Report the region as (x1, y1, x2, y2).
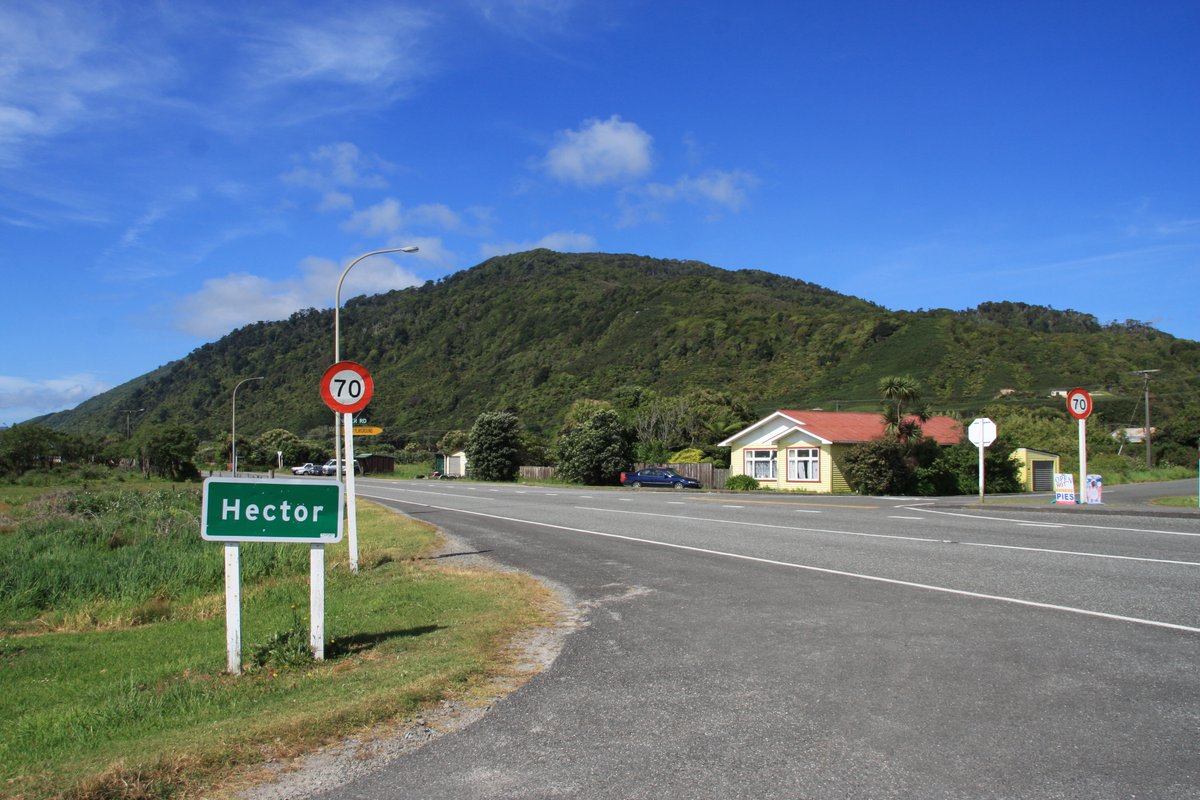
(345, 198, 405, 235)
(282, 142, 392, 192)
(246, 8, 431, 90)
(0, 373, 111, 418)
(0, 3, 169, 164)
(543, 115, 653, 186)
(480, 231, 596, 257)
(619, 169, 759, 225)
(174, 254, 423, 338)
(343, 199, 483, 235)
(318, 191, 354, 212)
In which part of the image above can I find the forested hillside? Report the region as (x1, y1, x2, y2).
(36, 250, 1200, 451)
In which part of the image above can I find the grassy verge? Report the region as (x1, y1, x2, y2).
(0, 484, 556, 799)
(1150, 496, 1200, 508)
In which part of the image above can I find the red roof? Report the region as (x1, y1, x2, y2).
(776, 410, 963, 445)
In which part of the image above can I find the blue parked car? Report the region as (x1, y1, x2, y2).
(620, 468, 701, 490)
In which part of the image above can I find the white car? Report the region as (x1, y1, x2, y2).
(320, 459, 362, 476)
(291, 463, 319, 475)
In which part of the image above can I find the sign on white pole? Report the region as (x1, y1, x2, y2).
(1066, 389, 1093, 506)
(224, 543, 241, 674)
(967, 417, 997, 503)
(310, 544, 325, 660)
(320, 361, 373, 575)
(343, 411, 360, 573)
(202, 478, 344, 671)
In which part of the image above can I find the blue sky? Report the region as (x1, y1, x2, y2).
(2, 0, 1198, 426)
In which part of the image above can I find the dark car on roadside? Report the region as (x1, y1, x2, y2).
(620, 468, 701, 490)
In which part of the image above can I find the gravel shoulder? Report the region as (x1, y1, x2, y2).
(233, 524, 581, 800)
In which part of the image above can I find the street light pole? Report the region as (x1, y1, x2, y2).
(231, 377, 264, 476)
(331, 247, 420, 474)
(332, 246, 418, 574)
(1132, 369, 1160, 469)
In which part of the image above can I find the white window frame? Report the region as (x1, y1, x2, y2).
(745, 449, 777, 480)
(786, 447, 820, 482)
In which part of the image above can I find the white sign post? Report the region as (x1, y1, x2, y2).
(967, 417, 998, 503)
(320, 361, 374, 574)
(202, 477, 344, 672)
(1067, 389, 1093, 505)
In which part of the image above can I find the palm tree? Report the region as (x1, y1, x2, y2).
(878, 375, 925, 439)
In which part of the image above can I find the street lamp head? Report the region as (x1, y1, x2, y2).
(399, 245, 419, 253)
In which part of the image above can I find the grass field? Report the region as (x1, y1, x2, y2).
(0, 481, 556, 799)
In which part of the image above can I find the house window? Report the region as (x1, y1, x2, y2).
(787, 448, 820, 482)
(745, 449, 777, 480)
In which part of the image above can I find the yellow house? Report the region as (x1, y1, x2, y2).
(719, 410, 963, 493)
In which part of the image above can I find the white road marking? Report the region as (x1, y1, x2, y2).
(572, 507, 1200, 568)
(904, 506, 1200, 538)
(358, 491, 1200, 635)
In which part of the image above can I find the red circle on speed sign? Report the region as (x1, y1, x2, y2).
(320, 361, 373, 414)
(1066, 388, 1092, 420)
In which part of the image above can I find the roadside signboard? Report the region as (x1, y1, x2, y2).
(968, 417, 998, 503)
(1054, 473, 1077, 504)
(968, 417, 997, 447)
(202, 477, 344, 673)
(1066, 388, 1092, 420)
(202, 477, 343, 543)
(352, 425, 384, 435)
(320, 361, 373, 414)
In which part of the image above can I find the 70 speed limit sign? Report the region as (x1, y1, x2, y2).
(1066, 388, 1093, 420)
(320, 361, 373, 414)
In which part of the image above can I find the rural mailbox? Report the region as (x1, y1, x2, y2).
(202, 477, 344, 543)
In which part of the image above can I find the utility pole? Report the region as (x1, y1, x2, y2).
(1132, 369, 1160, 469)
(121, 408, 144, 439)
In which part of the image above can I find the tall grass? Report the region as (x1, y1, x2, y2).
(0, 484, 555, 799)
(0, 487, 313, 631)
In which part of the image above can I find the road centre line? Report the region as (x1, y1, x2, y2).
(573, 506, 1200, 568)
(905, 506, 1200, 538)
(360, 492, 1200, 635)
(889, 516, 925, 520)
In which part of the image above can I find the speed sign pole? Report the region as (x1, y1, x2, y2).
(1067, 389, 1093, 504)
(320, 361, 374, 573)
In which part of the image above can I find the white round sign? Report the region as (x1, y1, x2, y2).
(968, 417, 997, 447)
(320, 361, 373, 414)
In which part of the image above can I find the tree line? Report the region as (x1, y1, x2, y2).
(5, 376, 1196, 493)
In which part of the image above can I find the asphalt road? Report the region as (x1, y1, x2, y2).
(313, 481, 1200, 799)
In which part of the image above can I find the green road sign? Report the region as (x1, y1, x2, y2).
(202, 477, 344, 543)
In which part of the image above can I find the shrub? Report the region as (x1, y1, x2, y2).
(725, 474, 761, 491)
(669, 448, 706, 464)
(466, 411, 523, 482)
(842, 437, 915, 495)
(556, 408, 633, 485)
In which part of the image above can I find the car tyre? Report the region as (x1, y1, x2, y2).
(673, 481, 684, 489)
(631, 481, 642, 488)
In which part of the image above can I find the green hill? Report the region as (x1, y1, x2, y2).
(36, 250, 1200, 444)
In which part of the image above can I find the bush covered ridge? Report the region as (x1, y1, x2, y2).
(30, 250, 1199, 449)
